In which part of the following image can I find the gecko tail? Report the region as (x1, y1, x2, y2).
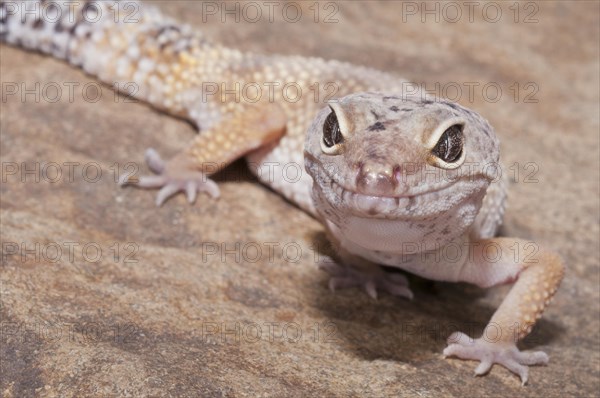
(0, 0, 217, 123)
(0, 1, 185, 70)
(0, 1, 140, 63)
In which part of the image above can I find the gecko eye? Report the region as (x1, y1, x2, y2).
(322, 111, 343, 148)
(432, 124, 463, 163)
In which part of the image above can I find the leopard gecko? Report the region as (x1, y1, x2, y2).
(0, 0, 564, 385)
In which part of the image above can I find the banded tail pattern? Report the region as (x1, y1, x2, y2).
(1, 0, 220, 120)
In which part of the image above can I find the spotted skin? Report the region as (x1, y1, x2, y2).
(305, 93, 563, 385)
(2, 0, 564, 385)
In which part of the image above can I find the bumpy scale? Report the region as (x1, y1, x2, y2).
(1, 0, 564, 384)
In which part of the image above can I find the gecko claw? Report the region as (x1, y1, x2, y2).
(443, 331, 549, 385)
(320, 261, 413, 300)
(120, 148, 220, 206)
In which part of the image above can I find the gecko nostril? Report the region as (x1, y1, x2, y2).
(393, 164, 402, 185)
(356, 165, 397, 196)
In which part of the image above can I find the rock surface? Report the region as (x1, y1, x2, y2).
(1, 1, 598, 397)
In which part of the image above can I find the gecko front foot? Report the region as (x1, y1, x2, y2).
(319, 261, 413, 300)
(443, 331, 549, 385)
(119, 148, 220, 206)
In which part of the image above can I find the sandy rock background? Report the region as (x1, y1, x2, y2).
(1, 1, 598, 397)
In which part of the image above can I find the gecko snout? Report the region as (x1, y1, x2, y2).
(355, 163, 399, 196)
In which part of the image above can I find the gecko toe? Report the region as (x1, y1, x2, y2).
(145, 148, 166, 173)
(136, 175, 167, 188)
(185, 181, 198, 204)
(474, 358, 493, 375)
(364, 281, 378, 299)
(502, 358, 529, 385)
(199, 178, 220, 199)
(515, 350, 548, 366)
(156, 183, 182, 206)
(443, 343, 478, 360)
(383, 280, 414, 300)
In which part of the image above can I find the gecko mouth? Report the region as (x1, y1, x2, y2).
(327, 177, 476, 218)
(306, 156, 490, 219)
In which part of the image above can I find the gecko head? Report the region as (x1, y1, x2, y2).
(304, 92, 501, 251)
